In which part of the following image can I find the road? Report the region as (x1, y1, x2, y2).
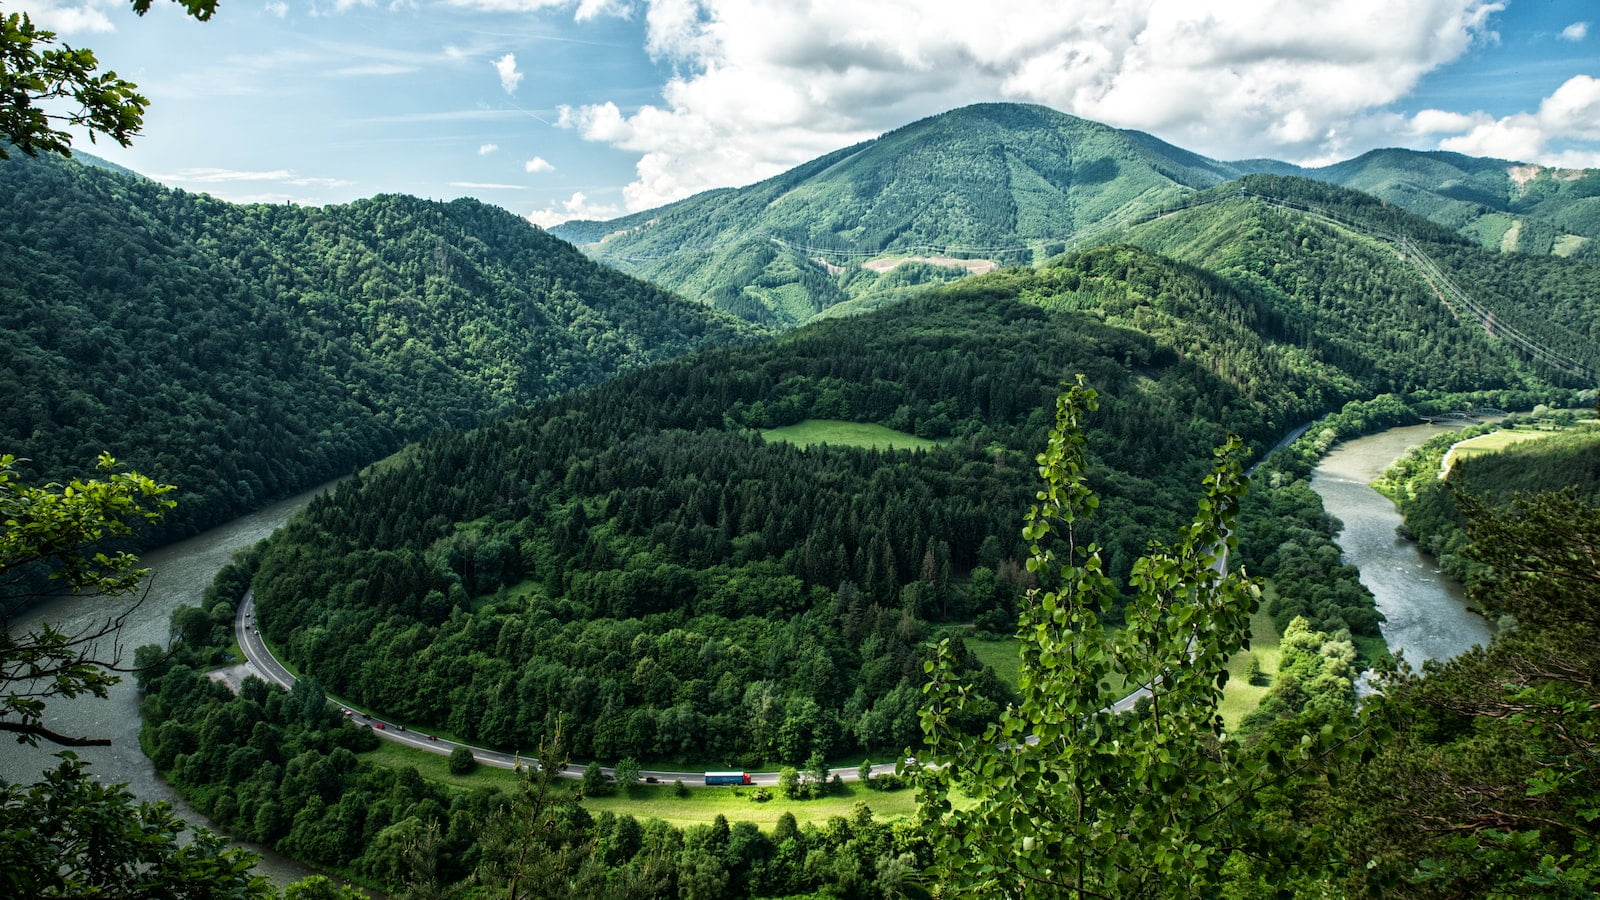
(234, 591, 900, 785)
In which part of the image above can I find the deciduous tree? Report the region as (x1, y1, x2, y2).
(0, 2, 216, 159)
(916, 378, 1341, 896)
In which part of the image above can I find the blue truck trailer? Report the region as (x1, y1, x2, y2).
(704, 771, 752, 785)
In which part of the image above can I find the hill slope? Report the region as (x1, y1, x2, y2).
(553, 103, 1600, 327)
(552, 103, 1241, 325)
(249, 215, 1556, 765)
(0, 152, 761, 542)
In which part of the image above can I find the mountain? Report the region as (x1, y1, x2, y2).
(1304, 148, 1600, 257)
(0, 151, 761, 542)
(552, 103, 1600, 327)
(552, 103, 1243, 326)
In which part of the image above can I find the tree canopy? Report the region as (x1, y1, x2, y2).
(0, 1, 215, 159)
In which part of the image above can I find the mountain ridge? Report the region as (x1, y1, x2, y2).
(551, 103, 1599, 326)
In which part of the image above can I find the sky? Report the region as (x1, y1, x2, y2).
(12, 0, 1600, 227)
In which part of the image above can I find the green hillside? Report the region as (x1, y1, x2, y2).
(552, 104, 1600, 328)
(0, 152, 761, 543)
(1115, 175, 1600, 386)
(1305, 148, 1600, 258)
(247, 211, 1551, 770)
(552, 103, 1239, 325)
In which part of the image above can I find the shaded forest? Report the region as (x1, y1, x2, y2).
(0, 152, 759, 544)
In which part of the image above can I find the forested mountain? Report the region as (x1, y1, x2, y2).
(1101, 175, 1600, 386)
(552, 103, 1600, 326)
(1305, 148, 1600, 258)
(249, 204, 1552, 770)
(0, 152, 760, 543)
(551, 103, 1240, 325)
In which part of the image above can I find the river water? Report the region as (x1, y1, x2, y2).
(2, 422, 1496, 884)
(1310, 423, 1494, 665)
(0, 482, 336, 886)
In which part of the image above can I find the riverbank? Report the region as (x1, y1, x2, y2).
(1310, 424, 1493, 665)
(0, 482, 338, 887)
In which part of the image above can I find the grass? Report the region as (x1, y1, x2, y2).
(1441, 428, 1560, 476)
(1218, 604, 1283, 731)
(360, 740, 919, 830)
(582, 782, 919, 831)
(963, 630, 1129, 701)
(761, 419, 941, 451)
(964, 634, 1021, 689)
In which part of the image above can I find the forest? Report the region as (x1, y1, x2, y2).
(245, 216, 1560, 770)
(0, 151, 758, 548)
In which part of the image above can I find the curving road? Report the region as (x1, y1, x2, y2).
(234, 591, 899, 786)
(234, 423, 1297, 790)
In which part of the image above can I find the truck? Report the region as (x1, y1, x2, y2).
(704, 771, 752, 786)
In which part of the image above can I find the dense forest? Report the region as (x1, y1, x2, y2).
(136, 661, 930, 898)
(0, 152, 759, 545)
(247, 214, 1555, 769)
(1120, 176, 1600, 386)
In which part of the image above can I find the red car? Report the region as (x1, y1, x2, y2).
(373, 722, 385, 730)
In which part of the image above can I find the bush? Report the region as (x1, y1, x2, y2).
(749, 788, 772, 803)
(582, 762, 613, 797)
(673, 779, 689, 797)
(448, 745, 476, 775)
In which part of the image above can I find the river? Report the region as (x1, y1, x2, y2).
(2, 422, 1496, 884)
(1310, 423, 1494, 665)
(0, 481, 336, 886)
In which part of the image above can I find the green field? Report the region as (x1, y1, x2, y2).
(963, 634, 1021, 689)
(1441, 428, 1559, 475)
(1218, 605, 1283, 730)
(360, 741, 918, 829)
(581, 781, 919, 831)
(761, 419, 941, 451)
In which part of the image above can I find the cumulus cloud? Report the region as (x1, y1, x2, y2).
(1435, 75, 1600, 165)
(1561, 22, 1588, 41)
(479, 143, 500, 155)
(494, 52, 524, 94)
(265, 1, 289, 16)
(524, 156, 555, 172)
(526, 190, 622, 228)
(24, 1, 117, 34)
(549, 0, 1509, 212)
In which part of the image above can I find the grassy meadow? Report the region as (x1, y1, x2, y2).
(761, 419, 941, 451)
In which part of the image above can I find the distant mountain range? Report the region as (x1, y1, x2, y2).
(551, 103, 1599, 327)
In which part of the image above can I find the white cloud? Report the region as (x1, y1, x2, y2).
(524, 155, 555, 172)
(1409, 109, 1484, 135)
(159, 167, 298, 183)
(24, 1, 117, 34)
(1437, 75, 1600, 163)
(265, 1, 289, 16)
(1561, 21, 1588, 42)
(553, 0, 1510, 212)
(150, 168, 353, 189)
(494, 52, 524, 94)
(478, 143, 500, 155)
(444, 0, 574, 10)
(526, 190, 622, 227)
(450, 181, 528, 189)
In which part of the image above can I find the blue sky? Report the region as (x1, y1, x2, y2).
(14, 1, 1600, 226)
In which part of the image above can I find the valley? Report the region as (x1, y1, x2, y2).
(4, 100, 1598, 897)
